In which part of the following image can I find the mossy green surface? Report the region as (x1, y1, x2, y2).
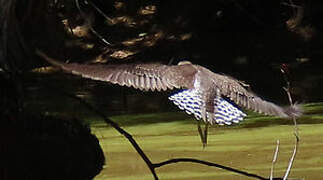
(93, 103, 323, 180)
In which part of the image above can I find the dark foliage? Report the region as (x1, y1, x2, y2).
(0, 114, 105, 180)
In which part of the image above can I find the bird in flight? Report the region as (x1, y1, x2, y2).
(36, 50, 302, 146)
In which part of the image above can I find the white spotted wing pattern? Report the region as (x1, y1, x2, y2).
(169, 89, 246, 125)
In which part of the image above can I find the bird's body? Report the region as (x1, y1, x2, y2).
(36, 50, 302, 127)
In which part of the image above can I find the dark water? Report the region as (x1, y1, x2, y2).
(24, 72, 175, 117)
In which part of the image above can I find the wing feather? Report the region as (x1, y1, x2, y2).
(117, 71, 125, 85)
(106, 73, 114, 82)
(111, 71, 120, 84)
(139, 76, 145, 90)
(145, 76, 151, 91)
(211, 73, 291, 118)
(36, 50, 196, 91)
(150, 77, 156, 91)
(125, 73, 133, 87)
(134, 75, 140, 87)
(155, 78, 162, 91)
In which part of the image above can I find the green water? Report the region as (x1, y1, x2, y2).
(91, 103, 323, 180)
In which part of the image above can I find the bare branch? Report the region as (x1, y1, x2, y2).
(281, 2, 303, 9)
(270, 140, 280, 180)
(75, 0, 112, 46)
(154, 158, 268, 180)
(85, 0, 114, 24)
(280, 64, 300, 180)
(283, 136, 298, 180)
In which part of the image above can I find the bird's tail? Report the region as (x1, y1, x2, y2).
(169, 89, 247, 125)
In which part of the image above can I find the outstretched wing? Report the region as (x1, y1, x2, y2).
(212, 72, 301, 118)
(36, 50, 197, 91)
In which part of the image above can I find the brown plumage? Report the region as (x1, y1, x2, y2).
(36, 50, 302, 126)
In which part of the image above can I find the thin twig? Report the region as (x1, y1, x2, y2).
(154, 158, 268, 180)
(283, 134, 298, 180)
(270, 140, 280, 180)
(280, 65, 299, 180)
(167, 57, 174, 65)
(281, 2, 303, 9)
(85, 0, 114, 24)
(75, 0, 112, 46)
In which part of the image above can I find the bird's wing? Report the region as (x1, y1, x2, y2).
(36, 50, 197, 91)
(213, 73, 292, 118)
